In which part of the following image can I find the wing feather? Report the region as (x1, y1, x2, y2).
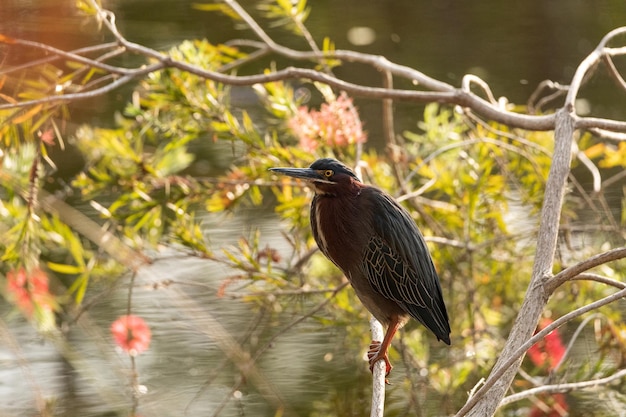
(363, 190, 451, 344)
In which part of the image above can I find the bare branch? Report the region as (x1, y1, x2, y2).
(4, 2, 626, 139)
(461, 27, 626, 413)
(551, 313, 604, 373)
(220, 0, 455, 92)
(1, 37, 133, 75)
(575, 115, 626, 132)
(602, 54, 626, 93)
(0, 65, 164, 110)
(588, 127, 626, 142)
(465, 109, 574, 414)
(571, 273, 626, 290)
(527, 80, 568, 114)
(604, 168, 626, 189)
(573, 143, 602, 192)
(0, 42, 119, 76)
(457, 286, 626, 416)
(499, 368, 626, 408)
(2, 0, 563, 131)
(547, 247, 626, 293)
(462, 74, 498, 104)
(565, 27, 626, 108)
(370, 318, 386, 417)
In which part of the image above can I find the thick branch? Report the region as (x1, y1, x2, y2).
(457, 286, 626, 416)
(462, 106, 576, 417)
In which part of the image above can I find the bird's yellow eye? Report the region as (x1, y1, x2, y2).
(323, 170, 333, 178)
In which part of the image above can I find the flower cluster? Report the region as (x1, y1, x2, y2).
(111, 314, 152, 355)
(288, 92, 367, 152)
(6, 267, 54, 317)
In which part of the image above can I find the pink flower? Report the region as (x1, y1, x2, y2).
(288, 92, 367, 152)
(39, 129, 55, 145)
(6, 267, 53, 316)
(111, 315, 152, 355)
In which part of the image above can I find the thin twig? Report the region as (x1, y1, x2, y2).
(546, 247, 626, 292)
(527, 80, 568, 113)
(462, 74, 497, 104)
(574, 143, 602, 192)
(0, 320, 47, 414)
(169, 285, 292, 415)
(499, 368, 626, 408)
(566, 27, 626, 108)
(251, 281, 349, 361)
(602, 53, 626, 93)
(0, 42, 120, 75)
(1, 38, 134, 75)
(551, 313, 605, 374)
(199, 280, 349, 415)
(0, 66, 163, 110)
(603, 167, 626, 188)
(571, 272, 626, 289)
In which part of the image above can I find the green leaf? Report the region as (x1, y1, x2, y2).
(47, 262, 84, 275)
(67, 273, 90, 305)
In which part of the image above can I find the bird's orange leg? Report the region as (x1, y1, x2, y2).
(367, 315, 400, 376)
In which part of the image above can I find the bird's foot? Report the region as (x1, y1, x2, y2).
(367, 340, 392, 379)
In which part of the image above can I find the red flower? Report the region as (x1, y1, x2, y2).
(111, 315, 152, 355)
(527, 318, 569, 417)
(528, 318, 566, 370)
(6, 267, 53, 316)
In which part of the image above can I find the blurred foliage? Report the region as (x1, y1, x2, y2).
(1, 0, 626, 416)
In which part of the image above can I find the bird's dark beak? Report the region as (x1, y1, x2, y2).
(270, 167, 331, 183)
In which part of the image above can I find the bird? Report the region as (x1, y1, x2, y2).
(270, 158, 450, 376)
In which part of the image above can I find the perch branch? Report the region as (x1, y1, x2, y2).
(370, 317, 386, 417)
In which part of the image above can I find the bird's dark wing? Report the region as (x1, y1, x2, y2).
(363, 190, 451, 344)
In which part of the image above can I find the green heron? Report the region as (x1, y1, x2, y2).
(270, 158, 450, 376)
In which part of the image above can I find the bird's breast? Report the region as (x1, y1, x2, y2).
(312, 195, 367, 272)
